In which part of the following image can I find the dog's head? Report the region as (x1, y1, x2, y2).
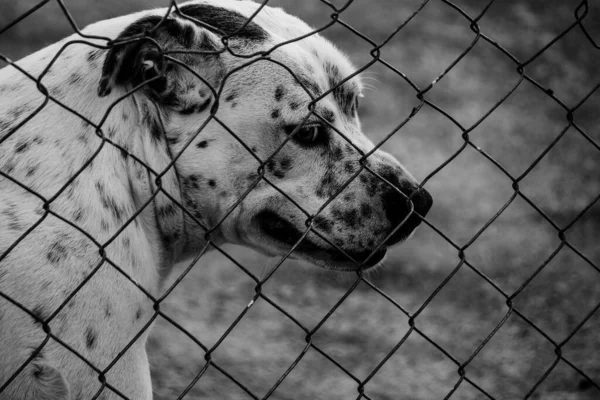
(98, 0, 432, 271)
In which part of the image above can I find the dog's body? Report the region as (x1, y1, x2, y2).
(0, 1, 432, 398)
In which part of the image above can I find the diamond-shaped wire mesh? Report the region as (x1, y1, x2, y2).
(0, 0, 599, 399)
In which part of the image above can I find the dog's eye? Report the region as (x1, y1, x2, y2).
(297, 125, 320, 142)
(285, 124, 325, 146)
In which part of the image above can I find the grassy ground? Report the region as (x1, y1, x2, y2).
(1, 0, 599, 399)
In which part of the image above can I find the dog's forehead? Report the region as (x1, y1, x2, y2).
(187, 0, 363, 100)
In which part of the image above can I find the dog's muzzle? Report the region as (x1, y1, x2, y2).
(256, 210, 388, 267)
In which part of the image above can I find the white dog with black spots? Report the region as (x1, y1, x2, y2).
(0, 1, 432, 398)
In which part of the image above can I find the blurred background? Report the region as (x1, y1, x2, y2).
(1, 0, 599, 399)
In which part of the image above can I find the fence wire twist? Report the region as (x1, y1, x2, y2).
(0, 0, 599, 399)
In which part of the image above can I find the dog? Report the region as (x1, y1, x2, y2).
(0, 0, 433, 398)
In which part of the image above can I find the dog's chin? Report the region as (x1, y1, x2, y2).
(254, 242, 388, 272)
(306, 248, 388, 272)
(253, 210, 389, 272)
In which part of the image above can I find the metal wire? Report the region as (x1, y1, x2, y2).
(0, 0, 598, 399)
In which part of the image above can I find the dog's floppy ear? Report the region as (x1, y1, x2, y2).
(98, 15, 218, 98)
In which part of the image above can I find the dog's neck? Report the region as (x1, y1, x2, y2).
(7, 39, 216, 293)
(121, 94, 223, 287)
(112, 96, 192, 288)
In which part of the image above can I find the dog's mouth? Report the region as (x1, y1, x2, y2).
(256, 210, 387, 270)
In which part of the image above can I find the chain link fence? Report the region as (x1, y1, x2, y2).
(0, 0, 599, 399)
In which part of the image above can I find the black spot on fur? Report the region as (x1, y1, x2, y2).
(321, 108, 335, 124)
(51, 85, 65, 99)
(73, 208, 84, 222)
(178, 4, 269, 41)
(67, 72, 83, 86)
(160, 229, 181, 244)
(8, 106, 30, 120)
(271, 109, 280, 119)
(95, 181, 124, 221)
(280, 157, 292, 172)
(135, 308, 143, 320)
(208, 179, 216, 188)
(275, 85, 285, 101)
(295, 75, 321, 97)
(225, 90, 238, 102)
(333, 207, 359, 229)
(197, 140, 210, 149)
(329, 145, 344, 162)
(272, 156, 293, 179)
(344, 161, 355, 174)
(193, 210, 203, 219)
(316, 169, 341, 198)
(47, 242, 68, 264)
(0, 83, 19, 93)
(15, 140, 29, 153)
(343, 192, 356, 202)
(104, 302, 112, 318)
(107, 127, 117, 139)
(289, 101, 301, 111)
(87, 49, 103, 63)
(85, 327, 97, 350)
(359, 173, 380, 197)
(266, 159, 276, 174)
(314, 215, 332, 234)
(184, 174, 201, 190)
(360, 203, 373, 218)
(3, 161, 16, 174)
(26, 165, 38, 177)
(273, 169, 285, 179)
(157, 204, 179, 219)
(324, 61, 357, 116)
(77, 130, 89, 144)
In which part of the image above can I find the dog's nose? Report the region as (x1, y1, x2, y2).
(381, 180, 433, 246)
